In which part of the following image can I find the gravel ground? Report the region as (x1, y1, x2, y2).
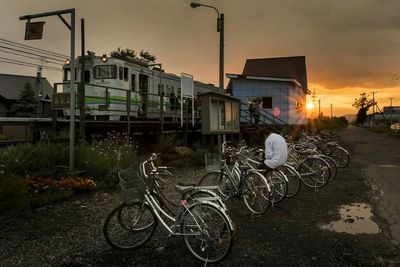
(1, 135, 399, 266)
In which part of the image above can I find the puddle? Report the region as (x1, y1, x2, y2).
(378, 165, 398, 168)
(321, 203, 380, 234)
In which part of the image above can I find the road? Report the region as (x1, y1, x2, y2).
(339, 125, 400, 249)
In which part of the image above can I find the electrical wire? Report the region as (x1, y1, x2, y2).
(0, 38, 68, 59)
(0, 45, 66, 63)
(0, 58, 62, 72)
(0, 48, 63, 66)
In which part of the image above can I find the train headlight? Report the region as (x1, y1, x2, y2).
(101, 54, 108, 63)
(65, 59, 70, 65)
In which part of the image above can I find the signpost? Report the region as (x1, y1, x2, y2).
(24, 21, 46, 40)
(20, 9, 76, 171)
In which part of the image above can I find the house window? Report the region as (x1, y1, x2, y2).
(262, 97, 272, 109)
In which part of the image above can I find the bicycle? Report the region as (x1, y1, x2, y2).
(103, 164, 234, 263)
(199, 148, 271, 215)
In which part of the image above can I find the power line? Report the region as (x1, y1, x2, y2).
(0, 58, 62, 72)
(0, 48, 63, 66)
(0, 45, 66, 63)
(0, 38, 68, 59)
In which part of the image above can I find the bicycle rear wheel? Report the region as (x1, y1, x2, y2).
(242, 171, 271, 214)
(330, 147, 350, 168)
(298, 157, 330, 189)
(198, 171, 235, 199)
(279, 164, 302, 198)
(181, 202, 233, 263)
(103, 202, 157, 250)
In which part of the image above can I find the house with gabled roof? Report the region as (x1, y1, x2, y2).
(0, 73, 53, 117)
(227, 56, 310, 125)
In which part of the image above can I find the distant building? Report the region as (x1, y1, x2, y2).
(364, 106, 400, 127)
(227, 56, 310, 125)
(0, 73, 53, 117)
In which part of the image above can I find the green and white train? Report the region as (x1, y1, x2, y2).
(61, 54, 219, 120)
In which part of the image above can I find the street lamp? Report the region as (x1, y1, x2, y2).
(190, 2, 224, 91)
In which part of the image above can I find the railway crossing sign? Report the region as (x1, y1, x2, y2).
(52, 92, 70, 110)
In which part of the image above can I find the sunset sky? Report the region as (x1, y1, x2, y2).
(1, 0, 400, 117)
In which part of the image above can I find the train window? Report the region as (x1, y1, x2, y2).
(119, 67, 123, 80)
(124, 68, 129, 81)
(131, 74, 136, 91)
(84, 70, 90, 83)
(63, 68, 70, 81)
(94, 65, 117, 79)
(63, 68, 77, 81)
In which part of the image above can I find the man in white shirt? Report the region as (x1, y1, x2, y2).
(264, 132, 288, 172)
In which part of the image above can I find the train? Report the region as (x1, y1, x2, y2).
(61, 53, 220, 120)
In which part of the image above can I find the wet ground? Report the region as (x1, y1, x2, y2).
(1, 125, 400, 266)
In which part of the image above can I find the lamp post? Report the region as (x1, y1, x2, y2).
(190, 2, 224, 91)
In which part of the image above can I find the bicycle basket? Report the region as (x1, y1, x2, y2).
(205, 153, 222, 172)
(119, 168, 146, 203)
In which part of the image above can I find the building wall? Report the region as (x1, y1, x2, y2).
(231, 79, 307, 125)
(0, 100, 7, 116)
(288, 84, 307, 125)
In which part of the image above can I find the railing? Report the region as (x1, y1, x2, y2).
(53, 82, 197, 121)
(239, 102, 287, 126)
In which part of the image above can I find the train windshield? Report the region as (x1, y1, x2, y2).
(93, 65, 117, 79)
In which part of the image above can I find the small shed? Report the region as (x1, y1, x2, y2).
(199, 91, 240, 134)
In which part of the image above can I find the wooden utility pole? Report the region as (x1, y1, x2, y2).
(330, 104, 333, 118)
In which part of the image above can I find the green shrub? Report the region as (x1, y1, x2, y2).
(76, 132, 138, 184)
(0, 144, 34, 176)
(0, 143, 69, 176)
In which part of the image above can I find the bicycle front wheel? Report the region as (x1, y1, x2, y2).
(269, 170, 288, 203)
(298, 157, 330, 189)
(330, 147, 350, 168)
(103, 202, 157, 250)
(318, 155, 338, 183)
(242, 171, 271, 214)
(180, 202, 233, 263)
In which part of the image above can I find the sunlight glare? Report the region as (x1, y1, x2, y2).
(306, 102, 314, 110)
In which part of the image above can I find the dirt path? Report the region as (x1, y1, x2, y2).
(1, 127, 399, 266)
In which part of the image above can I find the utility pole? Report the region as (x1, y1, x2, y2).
(330, 104, 333, 118)
(371, 91, 378, 127)
(318, 99, 321, 118)
(388, 97, 394, 125)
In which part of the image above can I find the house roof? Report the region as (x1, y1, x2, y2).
(241, 56, 309, 93)
(226, 74, 302, 87)
(0, 73, 53, 100)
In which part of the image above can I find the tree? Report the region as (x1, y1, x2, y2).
(110, 47, 156, 64)
(352, 92, 375, 126)
(139, 50, 156, 63)
(110, 47, 137, 61)
(9, 81, 38, 117)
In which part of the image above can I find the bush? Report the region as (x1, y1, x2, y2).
(0, 143, 68, 176)
(76, 132, 138, 184)
(307, 117, 348, 133)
